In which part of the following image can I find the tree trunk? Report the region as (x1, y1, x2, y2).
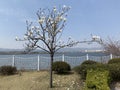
(50, 53, 54, 88)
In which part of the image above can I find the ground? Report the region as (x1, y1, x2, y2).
(110, 82, 120, 90)
(0, 71, 83, 90)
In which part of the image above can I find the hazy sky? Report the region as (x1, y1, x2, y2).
(0, 0, 120, 49)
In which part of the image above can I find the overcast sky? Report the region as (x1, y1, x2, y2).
(0, 0, 120, 49)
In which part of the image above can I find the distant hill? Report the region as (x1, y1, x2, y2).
(0, 48, 24, 55)
(0, 47, 103, 55)
(58, 47, 103, 52)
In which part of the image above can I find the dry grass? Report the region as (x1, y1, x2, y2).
(0, 71, 83, 90)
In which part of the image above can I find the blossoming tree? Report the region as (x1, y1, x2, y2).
(16, 5, 78, 88)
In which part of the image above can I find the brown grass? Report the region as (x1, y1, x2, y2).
(0, 71, 83, 90)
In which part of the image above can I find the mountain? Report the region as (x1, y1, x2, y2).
(0, 48, 22, 51)
(58, 47, 103, 52)
(0, 47, 103, 55)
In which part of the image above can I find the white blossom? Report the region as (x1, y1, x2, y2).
(31, 26, 35, 30)
(53, 6, 57, 12)
(15, 36, 18, 41)
(58, 29, 62, 32)
(47, 38, 52, 42)
(31, 30, 34, 33)
(38, 16, 45, 24)
(28, 31, 33, 36)
(24, 35, 28, 40)
(52, 24, 55, 27)
(27, 31, 30, 36)
(37, 29, 40, 33)
(63, 18, 67, 21)
(63, 5, 67, 9)
(59, 16, 63, 20)
(57, 12, 60, 16)
(50, 20, 53, 24)
(38, 19, 44, 24)
(48, 17, 52, 20)
(36, 26, 40, 30)
(41, 12, 44, 15)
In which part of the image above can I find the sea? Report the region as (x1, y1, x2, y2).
(0, 52, 110, 70)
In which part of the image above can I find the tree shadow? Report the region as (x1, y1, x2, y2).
(53, 71, 74, 75)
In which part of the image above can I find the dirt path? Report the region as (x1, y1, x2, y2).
(0, 71, 83, 90)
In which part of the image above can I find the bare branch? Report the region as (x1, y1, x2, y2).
(102, 38, 120, 55)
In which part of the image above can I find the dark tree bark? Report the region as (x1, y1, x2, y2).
(50, 53, 54, 88)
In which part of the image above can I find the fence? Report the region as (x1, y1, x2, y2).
(0, 54, 118, 70)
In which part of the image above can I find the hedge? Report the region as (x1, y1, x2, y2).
(85, 69, 110, 90)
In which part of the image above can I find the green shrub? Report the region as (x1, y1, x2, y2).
(85, 69, 110, 90)
(73, 63, 109, 80)
(52, 61, 71, 74)
(73, 65, 86, 80)
(74, 64, 97, 80)
(108, 64, 120, 82)
(81, 60, 98, 65)
(108, 58, 120, 82)
(0, 65, 17, 75)
(76, 60, 99, 80)
(73, 65, 81, 73)
(108, 58, 120, 64)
